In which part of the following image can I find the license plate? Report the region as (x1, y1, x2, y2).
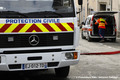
(22, 63, 47, 70)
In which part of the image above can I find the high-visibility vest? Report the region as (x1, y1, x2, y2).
(95, 18, 107, 29)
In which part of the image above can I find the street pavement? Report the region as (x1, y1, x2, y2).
(1, 32, 120, 80)
(102, 38, 120, 50)
(77, 36, 120, 54)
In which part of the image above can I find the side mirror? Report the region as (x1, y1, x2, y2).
(80, 25, 82, 29)
(82, 22, 85, 25)
(78, 0, 83, 5)
(79, 22, 85, 29)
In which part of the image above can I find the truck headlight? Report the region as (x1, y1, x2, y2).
(65, 52, 78, 60)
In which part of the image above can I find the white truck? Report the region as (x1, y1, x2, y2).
(0, 0, 82, 77)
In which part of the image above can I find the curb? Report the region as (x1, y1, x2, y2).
(81, 51, 120, 55)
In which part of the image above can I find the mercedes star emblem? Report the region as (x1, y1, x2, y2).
(29, 35, 39, 46)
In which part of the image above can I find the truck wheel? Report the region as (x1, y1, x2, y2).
(81, 31, 86, 39)
(55, 66, 70, 78)
(111, 38, 116, 42)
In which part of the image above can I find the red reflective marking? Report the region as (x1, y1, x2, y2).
(0, 24, 11, 32)
(55, 23, 67, 31)
(42, 24, 55, 31)
(26, 24, 42, 32)
(12, 24, 25, 32)
(67, 23, 74, 30)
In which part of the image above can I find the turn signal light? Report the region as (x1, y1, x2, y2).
(73, 52, 78, 59)
(88, 29, 92, 31)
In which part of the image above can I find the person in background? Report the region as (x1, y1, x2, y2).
(95, 17, 108, 42)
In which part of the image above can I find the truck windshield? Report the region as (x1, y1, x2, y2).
(0, 0, 75, 18)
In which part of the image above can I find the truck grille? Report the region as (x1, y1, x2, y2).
(0, 32, 73, 48)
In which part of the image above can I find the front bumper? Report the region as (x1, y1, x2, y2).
(0, 50, 80, 71)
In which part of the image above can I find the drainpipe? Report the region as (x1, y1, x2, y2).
(96, 0, 98, 11)
(87, 0, 89, 16)
(111, 0, 112, 11)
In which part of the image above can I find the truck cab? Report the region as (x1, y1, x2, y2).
(0, 0, 81, 77)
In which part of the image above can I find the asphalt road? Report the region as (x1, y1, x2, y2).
(78, 35, 120, 53)
(1, 33, 120, 80)
(102, 38, 120, 49)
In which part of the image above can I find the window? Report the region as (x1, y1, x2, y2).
(0, 0, 75, 18)
(63, 0, 71, 7)
(100, 4, 106, 11)
(85, 18, 91, 25)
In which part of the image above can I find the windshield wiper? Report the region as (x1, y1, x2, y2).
(26, 11, 63, 17)
(0, 11, 28, 18)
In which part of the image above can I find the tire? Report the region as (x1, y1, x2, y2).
(87, 32, 92, 42)
(88, 36, 92, 42)
(111, 38, 116, 42)
(55, 66, 70, 78)
(81, 31, 86, 39)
